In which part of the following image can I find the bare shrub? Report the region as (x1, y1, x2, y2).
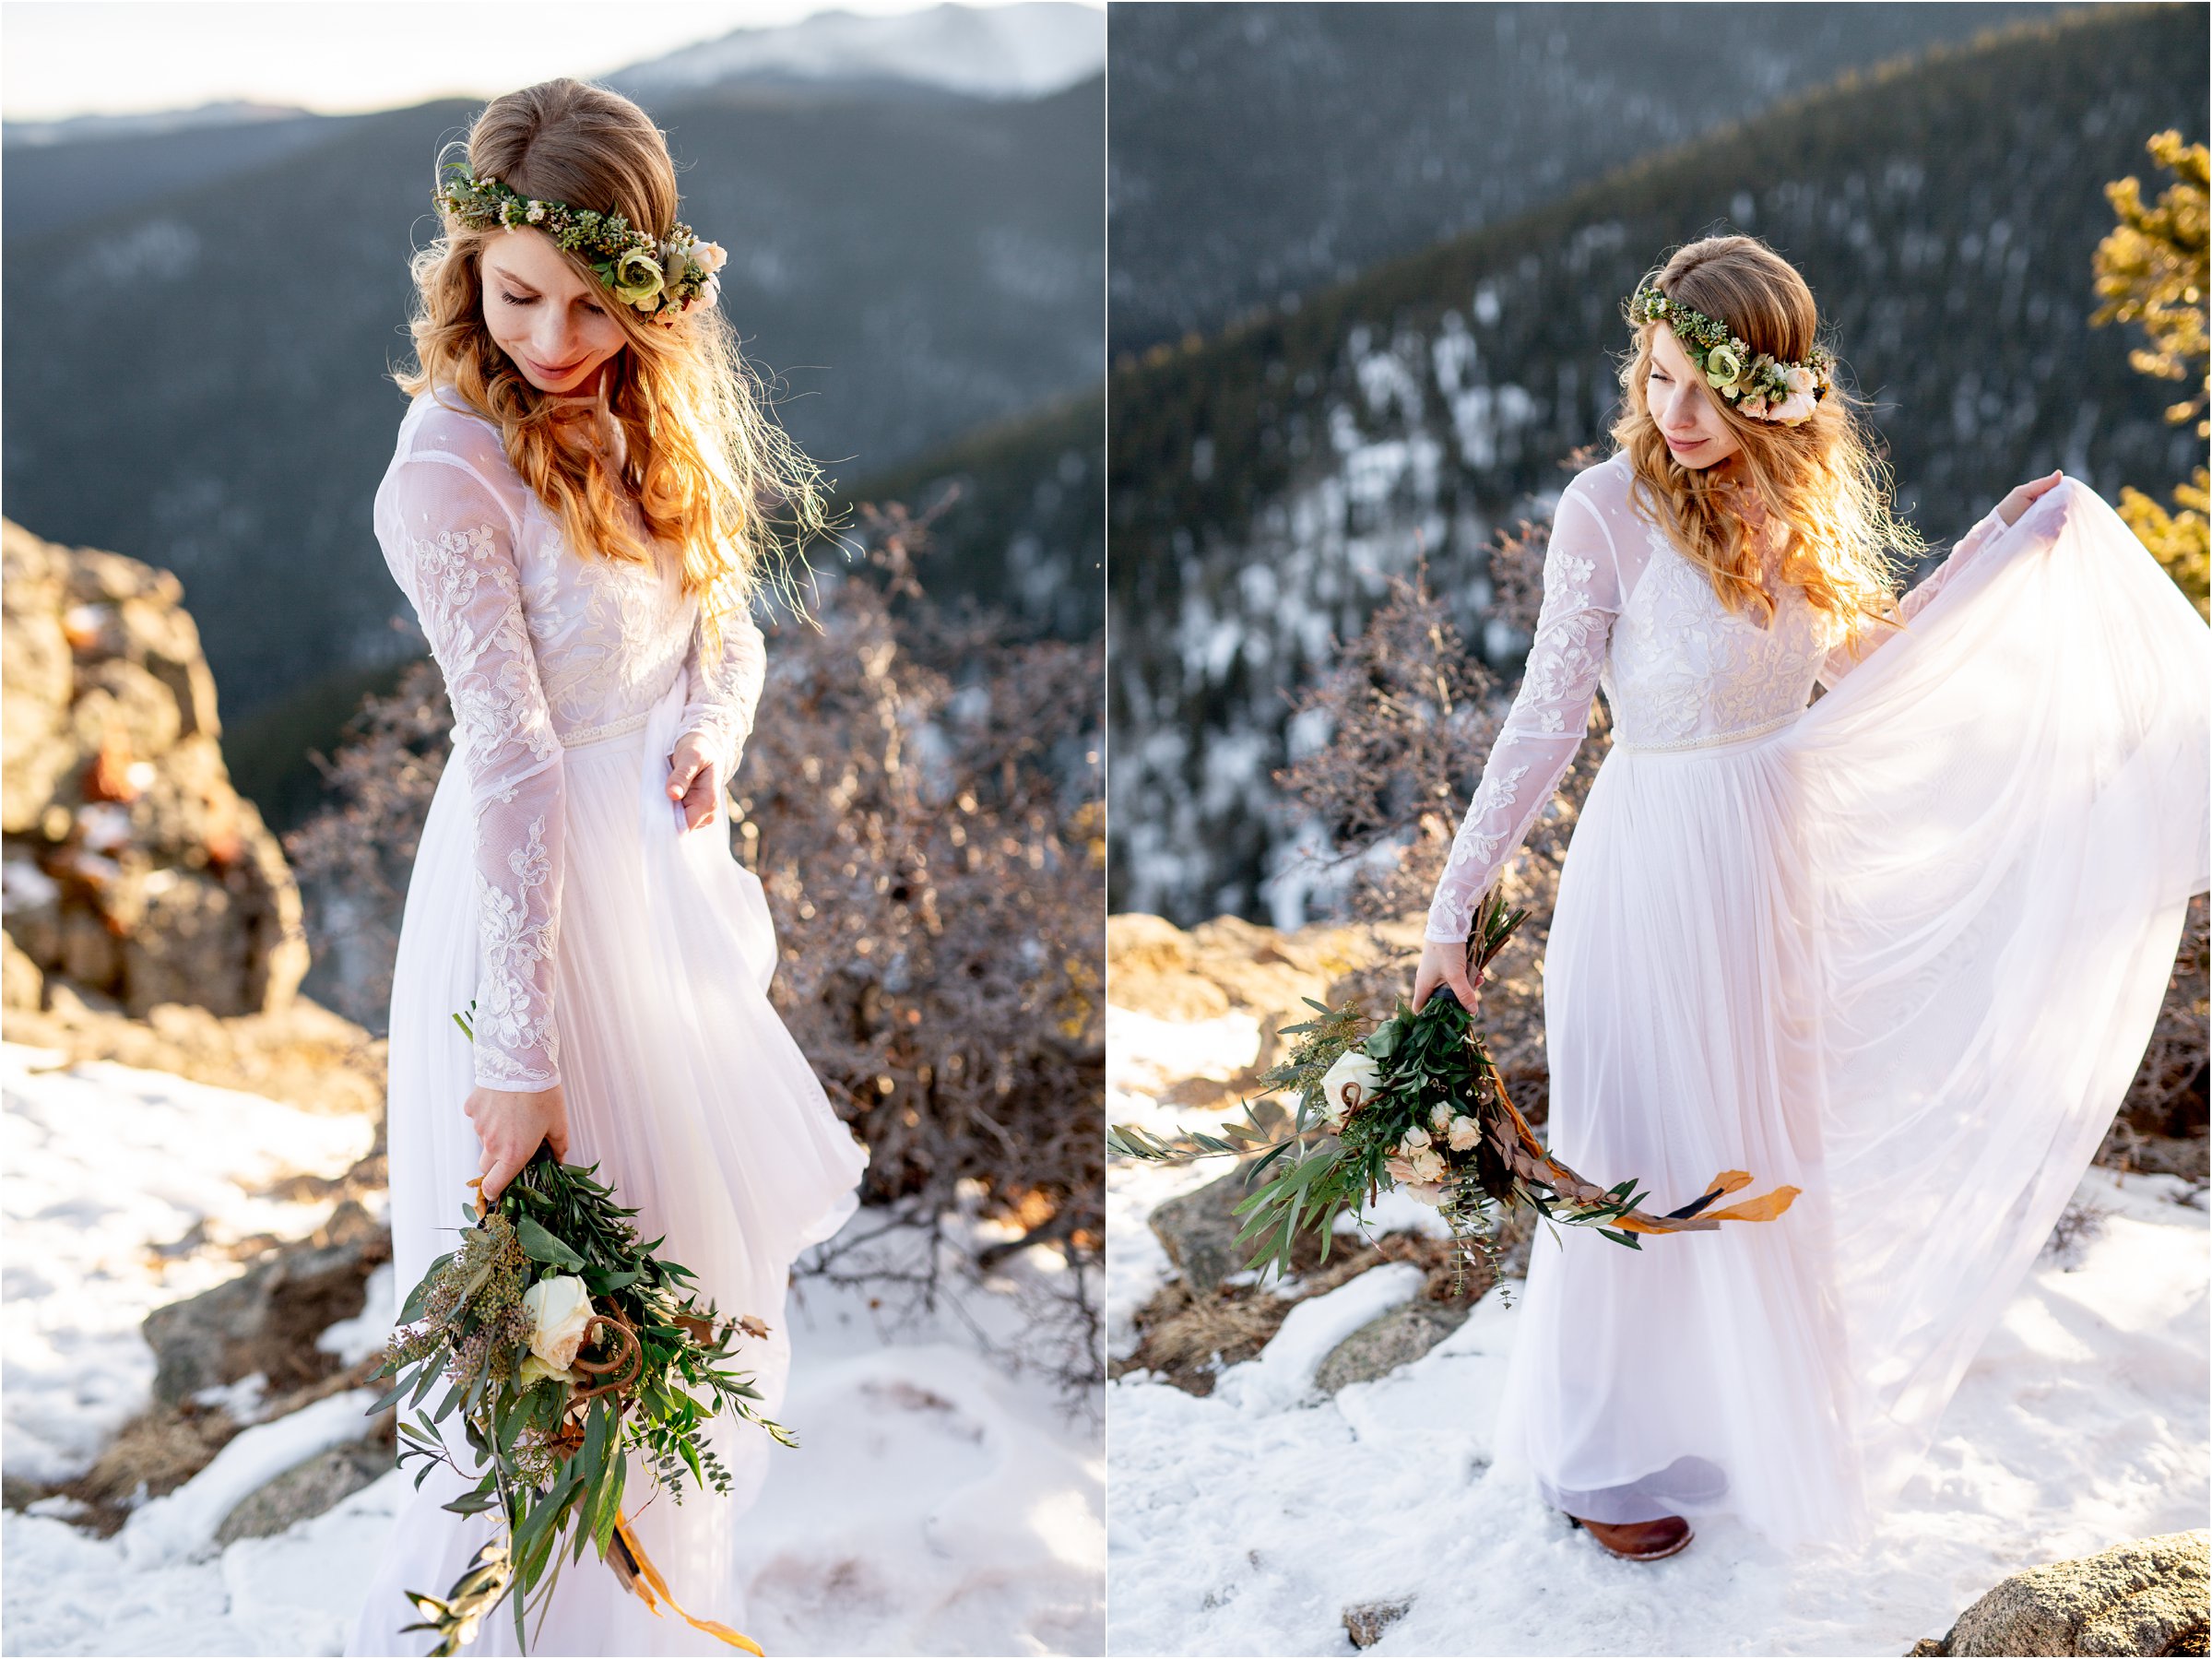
(2115, 891, 2210, 1157)
(283, 659, 452, 1027)
(1274, 491, 1608, 1125)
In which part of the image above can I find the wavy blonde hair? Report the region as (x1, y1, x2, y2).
(394, 77, 831, 658)
(1611, 235, 1925, 641)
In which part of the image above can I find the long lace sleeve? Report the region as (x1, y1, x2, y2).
(1816, 502, 2008, 689)
(1425, 483, 1623, 942)
(384, 455, 566, 1091)
(677, 584, 766, 786)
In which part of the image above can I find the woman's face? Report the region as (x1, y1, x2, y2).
(479, 228, 628, 396)
(1645, 322, 1743, 471)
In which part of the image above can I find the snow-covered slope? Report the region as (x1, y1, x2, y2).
(0, 1042, 378, 1486)
(1, 1041, 1104, 1655)
(1106, 1007, 2212, 1657)
(611, 2, 1103, 101)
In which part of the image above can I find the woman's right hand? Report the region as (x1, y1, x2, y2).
(1411, 938, 1485, 1015)
(465, 1082, 571, 1205)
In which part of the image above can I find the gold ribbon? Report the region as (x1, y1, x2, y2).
(609, 1509, 764, 1655)
(1478, 1052, 1801, 1234)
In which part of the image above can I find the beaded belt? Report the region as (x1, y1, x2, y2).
(558, 708, 656, 750)
(1610, 708, 1801, 754)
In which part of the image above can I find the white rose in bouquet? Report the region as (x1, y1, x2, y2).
(1319, 1049, 1382, 1129)
(1402, 1182, 1448, 1208)
(1409, 1147, 1448, 1185)
(1429, 1104, 1451, 1132)
(522, 1274, 597, 1370)
(1447, 1114, 1481, 1151)
(1399, 1124, 1431, 1154)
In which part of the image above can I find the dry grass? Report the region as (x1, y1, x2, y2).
(53, 1401, 242, 1536)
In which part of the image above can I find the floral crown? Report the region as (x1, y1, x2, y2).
(1627, 282, 1836, 425)
(434, 163, 727, 328)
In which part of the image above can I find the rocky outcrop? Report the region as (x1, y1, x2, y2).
(1108, 910, 1390, 1029)
(1148, 1166, 1262, 1295)
(142, 1199, 391, 1408)
(213, 1436, 394, 1546)
(1315, 1299, 1474, 1395)
(2, 518, 306, 1019)
(1343, 1599, 1413, 1649)
(1910, 1530, 2209, 1657)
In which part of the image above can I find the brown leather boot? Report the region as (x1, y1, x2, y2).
(1567, 1512, 1694, 1560)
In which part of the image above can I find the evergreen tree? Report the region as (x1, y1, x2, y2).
(2094, 130, 2209, 616)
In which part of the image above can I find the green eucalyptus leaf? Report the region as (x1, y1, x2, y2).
(516, 1215, 586, 1270)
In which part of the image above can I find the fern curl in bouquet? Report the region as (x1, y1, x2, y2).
(367, 1005, 788, 1654)
(1109, 894, 1800, 1289)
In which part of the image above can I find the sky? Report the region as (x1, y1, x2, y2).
(0, 0, 1098, 124)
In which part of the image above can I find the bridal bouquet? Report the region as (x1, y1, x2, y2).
(1108, 894, 1801, 1287)
(365, 1004, 785, 1655)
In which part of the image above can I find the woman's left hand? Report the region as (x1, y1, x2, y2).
(665, 732, 719, 833)
(1994, 469, 2065, 529)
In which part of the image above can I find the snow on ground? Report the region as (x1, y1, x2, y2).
(1105, 1004, 1263, 1359)
(3, 1041, 1104, 1656)
(2, 1041, 379, 1485)
(1106, 1009, 2212, 1657)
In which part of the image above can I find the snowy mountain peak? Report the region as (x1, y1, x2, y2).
(609, 2, 1103, 102)
(3, 101, 316, 149)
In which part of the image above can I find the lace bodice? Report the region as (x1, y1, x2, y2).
(1424, 451, 2006, 942)
(374, 387, 769, 1087)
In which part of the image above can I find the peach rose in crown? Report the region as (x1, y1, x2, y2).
(1772, 389, 1818, 425)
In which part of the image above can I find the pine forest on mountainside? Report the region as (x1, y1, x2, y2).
(1106, 0, 2059, 358)
(1106, 4, 2209, 927)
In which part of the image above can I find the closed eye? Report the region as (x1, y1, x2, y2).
(498, 290, 607, 316)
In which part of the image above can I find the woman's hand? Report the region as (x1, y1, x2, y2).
(665, 732, 719, 833)
(1994, 469, 2065, 529)
(1411, 938, 1485, 1015)
(466, 1082, 570, 1205)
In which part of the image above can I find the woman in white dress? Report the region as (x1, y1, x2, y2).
(344, 79, 869, 1654)
(1411, 234, 2209, 1562)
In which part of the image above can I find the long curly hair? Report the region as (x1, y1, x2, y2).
(1611, 234, 1925, 640)
(393, 77, 831, 658)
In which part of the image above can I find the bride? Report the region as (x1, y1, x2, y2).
(1411, 234, 2209, 1563)
(344, 78, 869, 1654)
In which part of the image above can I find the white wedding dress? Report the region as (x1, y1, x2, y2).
(1425, 451, 2209, 1551)
(343, 386, 869, 1655)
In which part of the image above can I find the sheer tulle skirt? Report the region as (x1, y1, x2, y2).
(1490, 480, 2209, 1552)
(345, 675, 868, 1655)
